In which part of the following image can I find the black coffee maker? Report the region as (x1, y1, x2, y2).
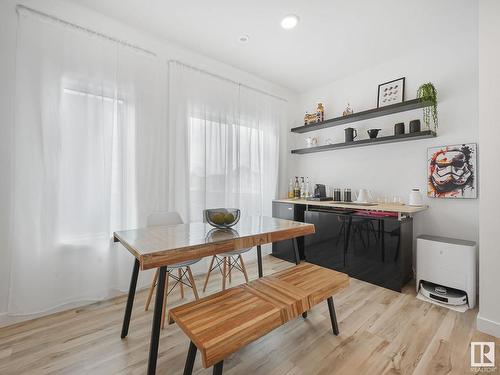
(307, 184, 333, 201)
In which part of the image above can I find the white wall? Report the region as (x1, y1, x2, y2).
(477, 0, 500, 338)
(285, 1, 479, 244)
(0, 0, 296, 320)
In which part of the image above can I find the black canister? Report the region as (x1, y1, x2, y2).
(394, 122, 405, 135)
(334, 188, 341, 201)
(343, 188, 352, 202)
(409, 119, 421, 133)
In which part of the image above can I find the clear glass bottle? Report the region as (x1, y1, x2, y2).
(305, 177, 310, 198)
(288, 178, 294, 198)
(294, 177, 300, 198)
(300, 177, 306, 199)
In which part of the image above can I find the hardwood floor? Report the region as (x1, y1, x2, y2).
(0, 255, 498, 375)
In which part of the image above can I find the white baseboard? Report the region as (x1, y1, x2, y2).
(477, 314, 500, 338)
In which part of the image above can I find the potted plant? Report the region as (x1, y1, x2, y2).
(417, 82, 438, 132)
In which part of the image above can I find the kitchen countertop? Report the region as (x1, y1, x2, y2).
(273, 198, 428, 215)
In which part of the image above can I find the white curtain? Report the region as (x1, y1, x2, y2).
(168, 61, 284, 223)
(8, 9, 166, 315)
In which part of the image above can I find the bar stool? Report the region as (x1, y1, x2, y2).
(144, 212, 201, 328)
(202, 248, 251, 292)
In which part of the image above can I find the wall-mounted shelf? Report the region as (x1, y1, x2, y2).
(291, 130, 437, 154)
(291, 99, 433, 134)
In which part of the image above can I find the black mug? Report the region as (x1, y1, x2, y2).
(345, 127, 357, 142)
(367, 129, 381, 139)
(394, 122, 405, 135)
(409, 119, 421, 133)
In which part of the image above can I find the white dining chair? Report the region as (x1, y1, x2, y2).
(144, 211, 201, 328)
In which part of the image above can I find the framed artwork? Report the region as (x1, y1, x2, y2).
(427, 143, 477, 199)
(377, 77, 405, 108)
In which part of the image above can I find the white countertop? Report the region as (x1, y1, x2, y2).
(273, 198, 428, 215)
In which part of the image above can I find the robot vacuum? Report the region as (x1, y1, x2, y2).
(419, 280, 468, 306)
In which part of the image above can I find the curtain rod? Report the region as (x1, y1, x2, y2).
(169, 60, 288, 103)
(16, 4, 157, 57)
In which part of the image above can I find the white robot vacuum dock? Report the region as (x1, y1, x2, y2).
(416, 235, 477, 310)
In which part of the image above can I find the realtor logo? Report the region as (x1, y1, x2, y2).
(471, 342, 495, 368)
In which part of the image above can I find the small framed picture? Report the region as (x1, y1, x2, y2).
(377, 77, 405, 108)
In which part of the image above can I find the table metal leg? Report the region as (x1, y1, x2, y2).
(257, 245, 263, 278)
(147, 266, 167, 375)
(327, 296, 339, 335)
(121, 258, 140, 339)
(213, 361, 224, 375)
(292, 238, 300, 265)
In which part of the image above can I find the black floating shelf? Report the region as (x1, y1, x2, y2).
(291, 130, 437, 154)
(291, 99, 433, 134)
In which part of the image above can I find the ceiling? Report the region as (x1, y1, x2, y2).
(69, 0, 468, 93)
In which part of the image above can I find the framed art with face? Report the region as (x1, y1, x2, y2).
(427, 143, 477, 198)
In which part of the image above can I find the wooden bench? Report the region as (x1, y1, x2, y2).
(169, 262, 349, 375)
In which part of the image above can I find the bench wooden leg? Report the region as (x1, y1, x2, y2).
(327, 296, 339, 335)
(213, 361, 224, 375)
(183, 341, 197, 375)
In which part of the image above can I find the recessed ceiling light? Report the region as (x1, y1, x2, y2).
(281, 14, 299, 29)
(239, 34, 249, 42)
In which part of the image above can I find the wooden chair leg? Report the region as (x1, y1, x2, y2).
(145, 269, 159, 311)
(186, 266, 199, 300)
(228, 257, 232, 284)
(161, 271, 170, 329)
(203, 256, 216, 292)
(178, 268, 184, 299)
(239, 255, 249, 283)
(222, 257, 227, 291)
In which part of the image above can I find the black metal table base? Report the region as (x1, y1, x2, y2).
(327, 296, 340, 335)
(257, 245, 263, 278)
(148, 266, 167, 375)
(121, 258, 140, 339)
(183, 341, 224, 375)
(183, 341, 197, 375)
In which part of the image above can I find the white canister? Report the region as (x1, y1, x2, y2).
(408, 188, 424, 206)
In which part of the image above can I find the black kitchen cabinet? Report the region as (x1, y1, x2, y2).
(272, 202, 305, 262)
(304, 206, 412, 292)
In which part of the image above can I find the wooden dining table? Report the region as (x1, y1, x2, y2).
(113, 216, 315, 375)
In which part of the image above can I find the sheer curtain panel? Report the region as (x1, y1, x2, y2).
(8, 9, 166, 315)
(168, 62, 284, 223)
